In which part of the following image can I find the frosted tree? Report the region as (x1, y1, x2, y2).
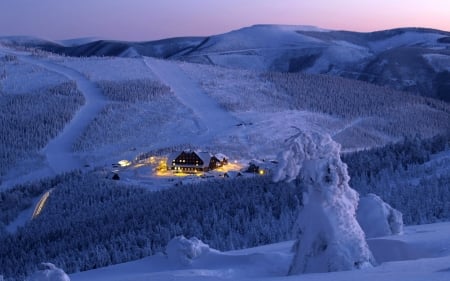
(273, 129, 375, 274)
(25, 263, 70, 281)
(166, 236, 213, 265)
(357, 193, 403, 238)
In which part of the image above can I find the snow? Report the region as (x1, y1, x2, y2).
(58, 37, 101, 47)
(0, 47, 107, 185)
(1, 32, 449, 281)
(203, 25, 324, 52)
(61, 57, 157, 81)
(36, 60, 107, 174)
(144, 57, 240, 141)
(357, 193, 404, 238)
(368, 31, 444, 52)
(119, 47, 140, 58)
(368, 222, 450, 263)
(305, 44, 371, 74)
(423, 53, 450, 72)
(0, 60, 68, 95)
(273, 131, 374, 274)
(166, 236, 216, 265)
(26, 263, 70, 281)
(69, 222, 450, 281)
(180, 24, 327, 71)
(5, 194, 41, 233)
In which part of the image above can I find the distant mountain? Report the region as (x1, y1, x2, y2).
(9, 25, 450, 101)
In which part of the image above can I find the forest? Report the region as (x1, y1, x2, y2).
(1, 133, 449, 281)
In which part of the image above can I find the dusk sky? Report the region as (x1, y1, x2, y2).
(0, 0, 449, 41)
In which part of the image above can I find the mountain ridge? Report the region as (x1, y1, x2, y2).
(10, 24, 447, 101)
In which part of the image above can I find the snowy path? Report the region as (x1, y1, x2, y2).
(0, 49, 107, 183)
(144, 57, 239, 142)
(19, 55, 107, 173)
(332, 117, 365, 137)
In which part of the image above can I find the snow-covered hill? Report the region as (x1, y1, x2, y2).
(17, 25, 450, 101)
(1, 44, 450, 187)
(69, 222, 450, 281)
(1, 36, 450, 281)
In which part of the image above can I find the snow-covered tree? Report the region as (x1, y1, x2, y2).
(166, 236, 213, 265)
(273, 129, 375, 274)
(25, 263, 70, 281)
(357, 193, 403, 238)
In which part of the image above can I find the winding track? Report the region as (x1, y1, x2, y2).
(20, 55, 107, 174)
(1, 49, 107, 182)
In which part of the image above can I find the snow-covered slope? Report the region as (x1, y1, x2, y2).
(1, 28, 450, 281)
(24, 25, 449, 100)
(69, 222, 450, 281)
(1, 45, 450, 187)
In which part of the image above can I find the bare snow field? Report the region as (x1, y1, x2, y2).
(0, 56, 68, 95)
(60, 56, 157, 82)
(70, 222, 450, 281)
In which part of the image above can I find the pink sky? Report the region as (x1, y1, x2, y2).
(0, 0, 448, 41)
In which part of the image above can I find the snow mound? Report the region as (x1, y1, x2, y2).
(166, 236, 212, 265)
(26, 263, 70, 281)
(357, 193, 404, 238)
(274, 130, 374, 274)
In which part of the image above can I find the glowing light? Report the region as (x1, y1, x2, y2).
(118, 160, 131, 167)
(215, 161, 244, 173)
(32, 190, 53, 219)
(259, 169, 265, 175)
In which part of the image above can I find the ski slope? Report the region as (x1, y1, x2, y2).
(0, 48, 107, 185)
(144, 57, 240, 142)
(33, 59, 107, 173)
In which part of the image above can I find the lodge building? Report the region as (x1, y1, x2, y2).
(167, 150, 228, 173)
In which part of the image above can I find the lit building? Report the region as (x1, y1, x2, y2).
(167, 150, 228, 173)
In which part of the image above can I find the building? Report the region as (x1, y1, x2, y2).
(167, 150, 228, 173)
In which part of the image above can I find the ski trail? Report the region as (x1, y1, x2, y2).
(2, 50, 107, 178)
(144, 57, 240, 142)
(332, 117, 365, 137)
(20, 56, 107, 174)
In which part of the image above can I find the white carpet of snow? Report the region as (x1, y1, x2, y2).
(181, 25, 326, 71)
(0, 57, 68, 95)
(5, 195, 42, 233)
(357, 193, 404, 238)
(199, 24, 325, 53)
(58, 37, 101, 47)
(423, 53, 450, 72)
(1, 44, 446, 187)
(368, 31, 445, 52)
(26, 263, 70, 281)
(69, 222, 450, 281)
(60, 57, 157, 81)
(305, 44, 372, 74)
(144, 57, 240, 141)
(36, 60, 107, 174)
(166, 236, 216, 266)
(0, 47, 107, 186)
